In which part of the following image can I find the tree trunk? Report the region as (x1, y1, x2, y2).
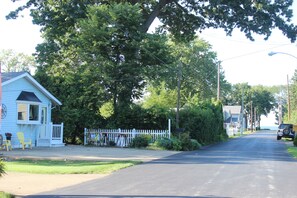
(142, 0, 172, 32)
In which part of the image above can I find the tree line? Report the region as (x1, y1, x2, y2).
(3, 0, 296, 144)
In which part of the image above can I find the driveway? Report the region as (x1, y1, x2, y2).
(0, 145, 180, 196)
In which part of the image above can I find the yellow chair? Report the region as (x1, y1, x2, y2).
(17, 132, 32, 150)
(0, 135, 12, 151)
(2, 140, 12, 151)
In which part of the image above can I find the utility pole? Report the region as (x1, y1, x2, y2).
(176, 61, 182, 129)
(254, 107, 257, 130)
(250, 101, 253, 132)
(217, 64, 220, 101)
(240, 89, 244, 135)
(287, 74, 291, 121)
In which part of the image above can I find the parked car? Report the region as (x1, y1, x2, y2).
(277, 123, 295, 140)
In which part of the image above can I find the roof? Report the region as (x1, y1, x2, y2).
(2, 72, 62, 106)
(17, 91, 42, 102)
(223, 105, 242, 115)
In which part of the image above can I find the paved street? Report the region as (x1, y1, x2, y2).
(27, 130, 297, 198)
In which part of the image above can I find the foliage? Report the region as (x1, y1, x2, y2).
(7, 0, 297, 42)
(0, 192, 14, 198)
(5, 159, 140, 174)
(294, 136, 297, 147)
(165, 38, 229, 102)
(154, 138, 173, 150)
(0, 159, 5, 177)
(0, 49, 36, 73)
(177, 100, 227, 145)
(154, 135, 201, 151)
(180, 133, 201, 151)
(99, 101, 114, 119)
(141, 82, 177, 110)
(288, 146, 297, 157)
(130, 135, 152, 148)
(287, 71, 297, 124)
(224, 83, 276, 127)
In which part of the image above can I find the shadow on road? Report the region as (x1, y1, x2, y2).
(148, 130, 296, 165)
(26, 195, 231, 198)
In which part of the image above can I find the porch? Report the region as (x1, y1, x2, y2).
(37, 122, 64, 147)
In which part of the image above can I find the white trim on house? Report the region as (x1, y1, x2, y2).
(2, 72, 62, 106)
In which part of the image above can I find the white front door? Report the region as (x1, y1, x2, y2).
(39, 106, 48, 139)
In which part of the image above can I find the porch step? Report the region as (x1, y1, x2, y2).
(37, 139, 51, 147)
(51, 143, 65, 147)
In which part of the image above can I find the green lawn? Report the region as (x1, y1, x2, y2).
(288, 146, 297, 158)
(4, 159, 141, 174)
(0, 191, 14, 198)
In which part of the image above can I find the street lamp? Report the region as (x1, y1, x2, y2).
(268, 51, 297, 60)
(268, 51, 297, 121)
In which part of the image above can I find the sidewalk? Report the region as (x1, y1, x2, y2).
(0, 145, 180, 196)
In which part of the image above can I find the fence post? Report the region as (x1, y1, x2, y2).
(61, 122, 64, 144)
(168, 119, 171, 139)
(84, 128, 87, 145)
(132, 128, 136, 138)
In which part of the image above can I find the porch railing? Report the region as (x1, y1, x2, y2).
(50, 122, 64, 146)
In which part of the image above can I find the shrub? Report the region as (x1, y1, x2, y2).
(154, 135, 201, 151)
(180, 133, 201, 151)
(171, 137, 182, 151)
(0, 159, 5, 177)
(130, 134, 152, 148)
(0, 192, 14, 198)
(155, 138, 173, 150)
(190, 139, 201, 150)
(154, 137, 182, 151)
(294, 136, 297, 147)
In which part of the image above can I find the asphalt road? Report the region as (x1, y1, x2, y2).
(27, 130, 297, 198)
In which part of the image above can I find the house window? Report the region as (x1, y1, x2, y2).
(16, 91, 42, 124)
(18, 104, 27, 121)
(17, 103, 40, 124)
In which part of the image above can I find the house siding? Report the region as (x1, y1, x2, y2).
(2, 77, 52, 148)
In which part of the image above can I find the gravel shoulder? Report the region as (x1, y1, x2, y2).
(0, 172, 107, 196)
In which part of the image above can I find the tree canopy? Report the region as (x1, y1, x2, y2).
(7, 0, 297, 43)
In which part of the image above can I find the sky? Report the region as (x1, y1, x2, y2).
(0, 0, 297, 87)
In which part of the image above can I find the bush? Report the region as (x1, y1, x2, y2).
(154, 135, 200, 151)
(190, 139, 201, 150)
(155, 138, 173, 150)
(130, 135, 152, 148)
(0, 159, 5, 177)
(294, 136, 297, 147)
(171, 137, 182, 151)
(0, 192, 14, 198)
(180, 133, 201, 151)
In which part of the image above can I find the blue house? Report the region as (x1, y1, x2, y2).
(1, 72, 64, 148)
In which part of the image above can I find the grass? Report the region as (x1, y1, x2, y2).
(0, 192, 14, 198)
(228, 130, 254, 139)
(288, 146, 297, 158)
(4, 159, 141, 174)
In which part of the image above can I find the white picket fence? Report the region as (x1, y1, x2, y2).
(84, 128, 171, 147)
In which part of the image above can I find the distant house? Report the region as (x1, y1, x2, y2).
(223, 105, 246, 136)
(223, 106, 241, 125)
(1, 72, 64, 148)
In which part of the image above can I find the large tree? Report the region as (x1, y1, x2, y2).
(7, 0, 297, 43)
